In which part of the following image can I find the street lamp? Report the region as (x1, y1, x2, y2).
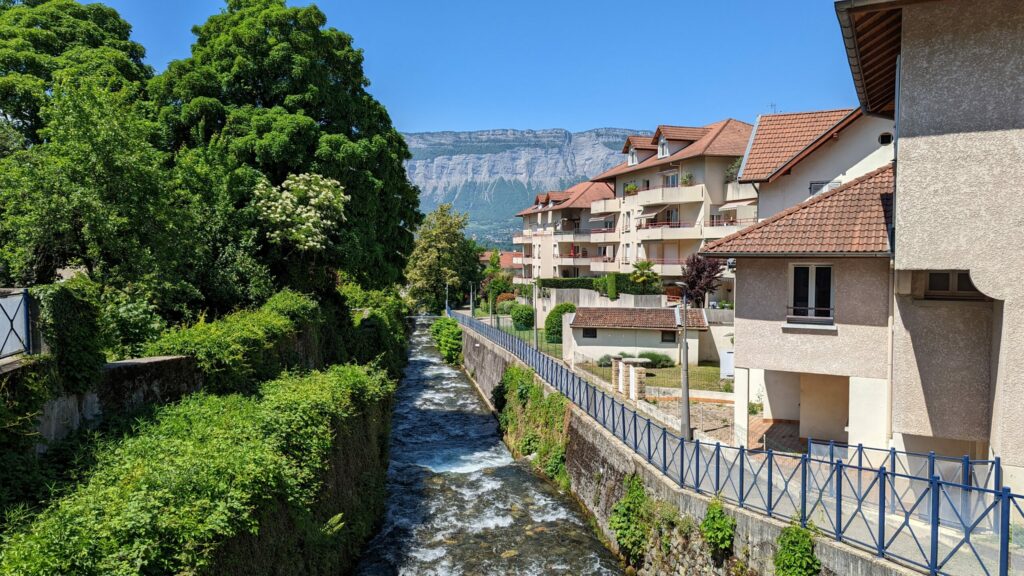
(675, 281, 692, 440)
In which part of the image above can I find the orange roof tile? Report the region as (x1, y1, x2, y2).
(701, 163, 894, 257)
(515, 180, 614, 216)
(621, 135, 658, 154)
(594, 119, 753, 181)
(651, 125, 709, 144)
(570, 307, 707, 331)
(739, 109, 859, 183)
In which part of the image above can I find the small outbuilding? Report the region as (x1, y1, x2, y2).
(563, 307, 707, 366)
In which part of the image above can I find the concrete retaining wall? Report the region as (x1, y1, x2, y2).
(461, 324, 915, 576)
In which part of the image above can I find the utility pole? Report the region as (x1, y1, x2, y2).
(445, 283, 449, 316)
(675, 281, 692, 440)
(532, 281, 539, 349)
(470, 283, 474, 317)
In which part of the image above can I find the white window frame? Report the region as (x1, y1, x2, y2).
(628, 147, 638, 166)
(787, 263, 834, 325)
(809, 180, 840, 196)
(658, 136, 669, 158)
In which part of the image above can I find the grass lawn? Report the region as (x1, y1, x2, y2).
(494, 319, 563, 359)
(577, 362, 732, 393)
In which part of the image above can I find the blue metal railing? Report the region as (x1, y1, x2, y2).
(450, 310, 1024, 576)
(0, 288, 31, 359)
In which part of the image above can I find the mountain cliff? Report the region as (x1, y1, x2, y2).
(403, 128, 645, 246)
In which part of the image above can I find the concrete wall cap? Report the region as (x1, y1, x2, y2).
(622, 357, 652, 365)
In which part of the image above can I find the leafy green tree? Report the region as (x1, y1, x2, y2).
(680, 253, 725, 307)
(150, 0, 421, 288)
(405, 204, 481, 313)
(0, 0, 151, 142)
(0, 79, 197, 316)
(629, 259, 660, 289)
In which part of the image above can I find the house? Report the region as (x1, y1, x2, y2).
(479, 250, 523, 277)
(702, 164, 895, 449)
(834, 0, 1024, 488)
(738, 108, 894, 219)
(562, 306, 710, 367)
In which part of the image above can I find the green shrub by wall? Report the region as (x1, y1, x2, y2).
(700, 496, 736, 559)
(510, 303, 534, 330)
(638, 351, 675, 368)
(496, 365, 569, 490)
(29, 280, 105, 395)
(0, 365, 395, 576)
(537, 278, 596, 290)
(429, 317, 462, 365)
(144, 289, 321, 394)
(609, 473, 654, 566)
(544, 302, 575, 343)
(774, 522, 822, 576)
(496, 300, 515, 315)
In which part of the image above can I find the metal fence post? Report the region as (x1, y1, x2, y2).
(999, 487, 1011, 576)
(836, 460, 844, 541)
(857, 443, 864, 498)
(695, 439, 702, 494)
(928, 451, 936, 482)
(995, 456, 1003, 490)
(632, 411, 638, 453)
(800, 454, 808, 528)
(715, 442, 722, 495)
(961, 455, 971, 524)
(877, 466, 887, 558)
(739, 446, 746, 508)
(767, 450, 774, 517)
(679, 437, 686, 489)
(889, 447, 897, 515)
(661, 428, 667, 474)
(929, 475, 940, 575)
(646, 421, 652, 462)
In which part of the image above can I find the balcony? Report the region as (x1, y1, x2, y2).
(636, 184, 705, 206)
(512, 256, 524, 265)
(590, 197, 622, 214)
(553, 228, 591, 243)
(643, 258, 687, 277)
(588, 226, 619, 243)
(702, 218, 757, 239)
(513, 275, 535, 285)
(588, 256, 620, 273)
(636, 220, 703, 241)
(725, 181, 758, 202)
(555, 254, 592, 266)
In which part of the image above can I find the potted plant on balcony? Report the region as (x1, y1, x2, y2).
(624, 183, 638, 196)
(681, 172, 694, 186)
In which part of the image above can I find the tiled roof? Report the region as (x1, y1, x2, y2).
(702, 163, 894, 257)
(515, 181, 614, 216)
(594, 119, 753, 181)
(739, 109, 859, 183)
(651, 125, 709, 143)
(621, 135, 659, 154)
(570, 307, 707, 331)
(479, 250, 523, 270)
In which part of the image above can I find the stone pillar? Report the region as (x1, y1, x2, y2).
(623, 358, 651, 401)
(610, 354, 622, 394)
(617, 357, 627, 396)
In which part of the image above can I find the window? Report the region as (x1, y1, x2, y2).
(624, 211, 631, 231)
(658, 136, 669, 158)
(582, 328, 598, 339)
(663, 172, 679, 188)
(878, 132, 894, 146)
(624, 243, 631, 263)
(661, 330, 676, 343)
(809, 181, 840, 196)
(789, 264, 833, 324)
(628, 147, 638, 166)
(925, 271, 984, 300)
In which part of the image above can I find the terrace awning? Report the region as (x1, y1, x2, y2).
(718, 199, 755, 212)
(637, 205, 667, 219)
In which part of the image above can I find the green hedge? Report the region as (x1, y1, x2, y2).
(29, 279, 105, 395)
(536, 278, 596, 290)
(0, 365, 395, 575)
(144, 290, 321, 394)
(429, 317, 462, 365)
(544, 302, 575, 343)
(510, 303, 534, 330)
(339, 282, 410, 377)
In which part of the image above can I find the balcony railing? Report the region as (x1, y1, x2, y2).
(636, 184, 705, 206)
(705, 218, 757, 227)
(637, 220, 697, 229)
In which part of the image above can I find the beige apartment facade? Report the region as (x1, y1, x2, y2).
(836, 0, 1024, 487)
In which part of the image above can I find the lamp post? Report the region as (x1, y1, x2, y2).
(445, 283, 449, 316)
(675, 281, 692, 440)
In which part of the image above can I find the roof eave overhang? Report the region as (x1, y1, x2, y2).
(764, 108, 864, 184)
(699, 250, 892, 258)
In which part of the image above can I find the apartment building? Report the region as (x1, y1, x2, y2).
(512, 119, 756, 301)
(512, 180, 614, 284)
(738, 108, 894, 219)
(702, 0, 1024, 487)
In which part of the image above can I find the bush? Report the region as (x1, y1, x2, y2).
(597, 352, 634, 367)
(495, 292, 516, 304)
(339, 282, 410, 377)
(638, 351, 675, 369)
(0, 365, 396, 575)
(544, 302, 575, 343)
(774, 523, 821, 576)
(609, 473, 653, 566)
(429, 317, 462, 365)
(536, 277, 596, 290)
(145, 289, 320, 394)
(29, 279, 106, 395)
(700, 497, 736, 558)
(510, 303, 534, 330)
(496, 366, 569, 490)
(496, 300, 516, 315)
(594, 273, 664, 299)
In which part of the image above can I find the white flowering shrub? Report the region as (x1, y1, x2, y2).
(253, 173, 349, 252)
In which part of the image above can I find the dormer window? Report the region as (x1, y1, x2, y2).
(628, 146, 638, 166)
(658, 136, 669, 158)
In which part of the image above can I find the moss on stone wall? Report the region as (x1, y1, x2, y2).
(496, 365, 570, 490)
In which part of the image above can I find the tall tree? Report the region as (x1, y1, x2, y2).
(0, 0, 151, 141)
(405, 204, 481, 314)
(679, 254, 725, 307)
(150, 0, 422, 288)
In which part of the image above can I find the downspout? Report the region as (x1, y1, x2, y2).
(886, 257, 895, 448)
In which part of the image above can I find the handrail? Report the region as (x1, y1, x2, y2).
(449, 309, 1022, 576)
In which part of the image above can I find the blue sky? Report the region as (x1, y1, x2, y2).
(100, 1, 857, 133)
